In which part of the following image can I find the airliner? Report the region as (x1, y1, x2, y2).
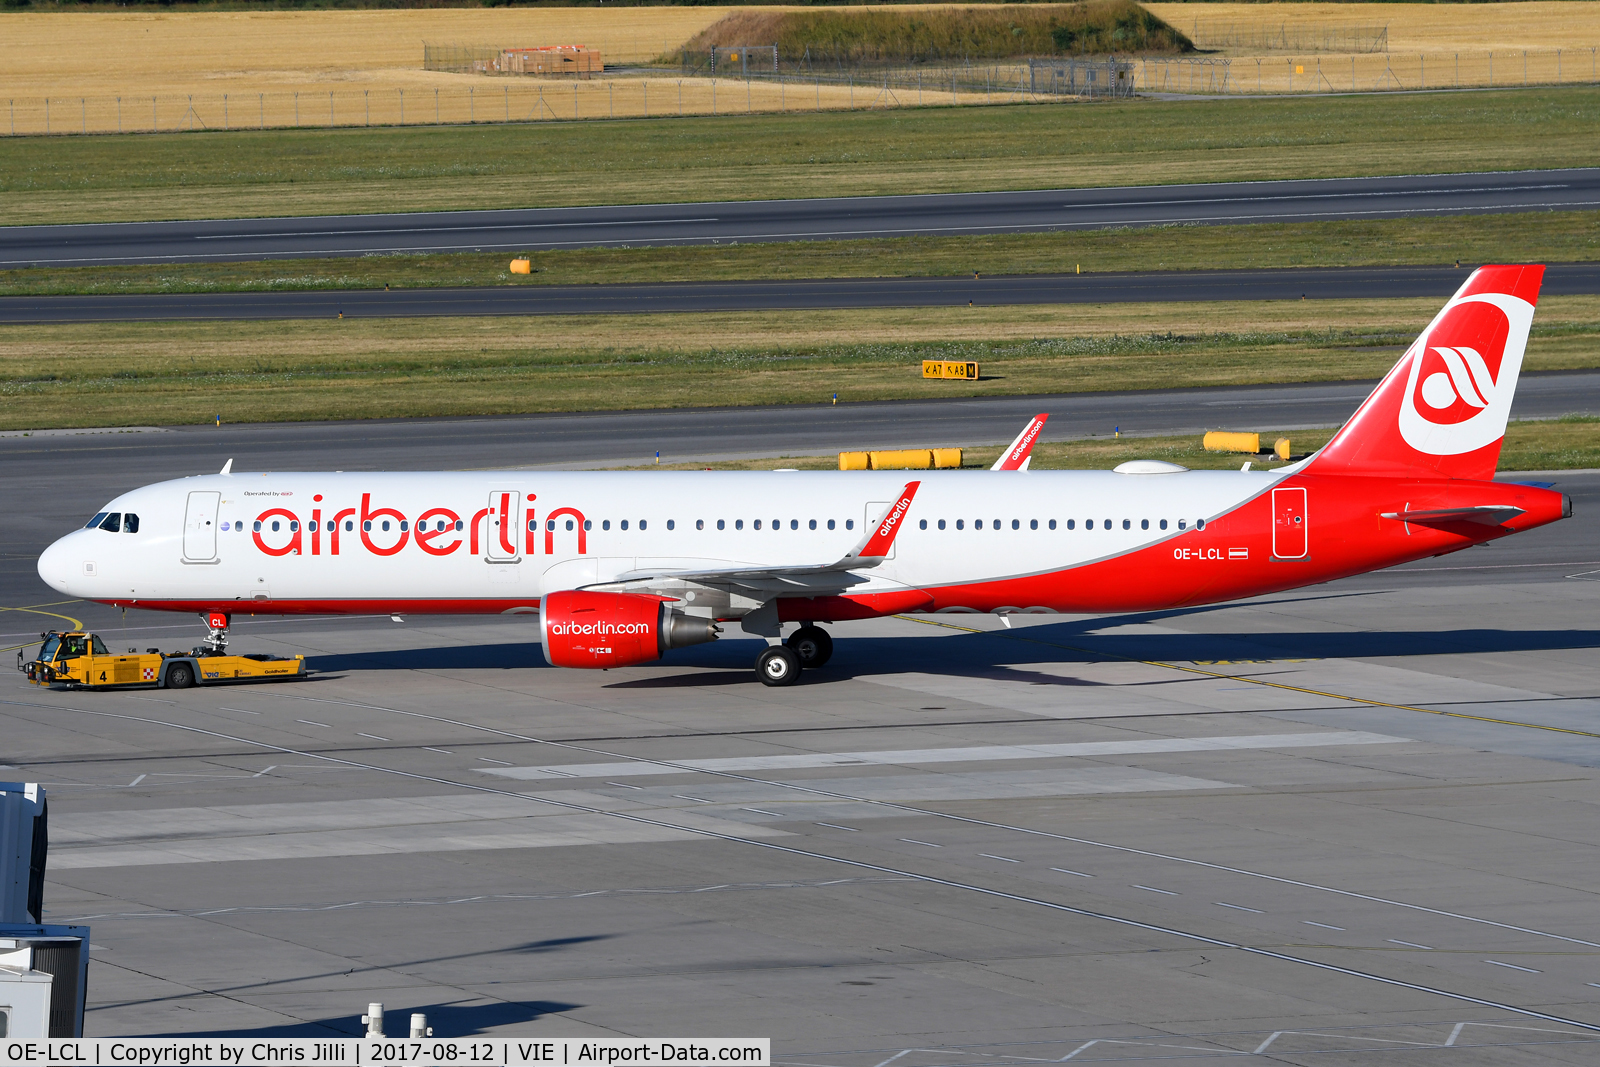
(36, 266, 1569, 686)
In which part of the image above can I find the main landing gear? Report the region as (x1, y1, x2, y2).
(754, 623, 833, 687)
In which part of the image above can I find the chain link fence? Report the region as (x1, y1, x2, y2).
(1140, 46, 1600, 95)
(4, 47, 1597, 136)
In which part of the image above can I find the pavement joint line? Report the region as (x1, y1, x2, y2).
(895, 614, 1600, 740)
(279, 691, 1600, 950)
(29, 695, 1600, 1033)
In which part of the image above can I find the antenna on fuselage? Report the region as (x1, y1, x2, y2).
(219, 458, 234, 475)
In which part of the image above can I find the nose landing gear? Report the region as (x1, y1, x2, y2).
(754, 623, 833, 686)
(199, 610, 230, 655)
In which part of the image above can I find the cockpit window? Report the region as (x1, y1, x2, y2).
(100, 513, 121, 533)
(123, 513, 139, 534)
(85, 512, 108, 529)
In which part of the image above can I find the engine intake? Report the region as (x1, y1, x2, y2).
(541, 590, 719, 669)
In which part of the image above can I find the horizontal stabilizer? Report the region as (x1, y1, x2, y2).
(1381, 505, 1526, 526)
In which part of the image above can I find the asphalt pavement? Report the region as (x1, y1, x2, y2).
(7, 263, 1600, 323)
(5, 168, 1598, 267)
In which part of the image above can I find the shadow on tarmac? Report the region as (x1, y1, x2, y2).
(302, 611, 1600, 683)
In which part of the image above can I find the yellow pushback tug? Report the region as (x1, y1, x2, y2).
(18, 630, 305, 690)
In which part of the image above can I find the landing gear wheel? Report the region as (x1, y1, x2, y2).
(756, 645, 803, 687)
(786, 626, 834, 669)
(165, 663, 195, 690)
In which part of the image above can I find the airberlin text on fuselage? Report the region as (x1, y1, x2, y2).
(243, 492, 584, 559)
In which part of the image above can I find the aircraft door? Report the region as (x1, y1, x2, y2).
(183, 491, 221, 560)
(486, 489, 521, 561)
(1272, 487, 1307, 559)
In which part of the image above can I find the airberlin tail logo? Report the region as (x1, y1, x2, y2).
(1398, 292, 1534, 456)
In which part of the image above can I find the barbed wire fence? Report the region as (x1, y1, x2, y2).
(4, 47, 1597, 137)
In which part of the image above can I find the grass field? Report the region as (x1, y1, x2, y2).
(5, 212, 1597, 297)
(1145, 2, 1600, 53)
(679, 3, 1191, 62)
(627, 417, 1600, 473)
(4, 88, 1598, 226)
(0, 7, 723, 99)
(5, 297, 1598, 430)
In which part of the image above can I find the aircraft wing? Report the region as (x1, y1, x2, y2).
(1382, 505, 1526, 526)
(991, 414, 1048, 470)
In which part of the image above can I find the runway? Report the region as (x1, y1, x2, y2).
(7, 262, 1600, 323)
(4, 442, 1599, 1048)
(4, 168, 1598, 268)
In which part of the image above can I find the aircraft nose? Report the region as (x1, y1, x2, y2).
(36, 534, 77, 594)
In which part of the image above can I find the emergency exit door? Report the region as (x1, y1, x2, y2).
(486, 489, 522, 561)
(1272, 487, 1307, 559)
(183, 491, 220, 561)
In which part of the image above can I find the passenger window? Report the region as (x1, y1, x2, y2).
(1049, 519, 1058, 530)
(846, 519, 854, 530)
(640, 520, 648, 531)
(584, 520, 592, 531)
(101, 513, 121, 533)
(827, 519, 835, 530)
(383, 520, 392, 532)
(528, 518, 538, 532)
(696, 520, 704, 531)
(772, 519, 780, 531)
(454, 520, 463, 531)
(362, 520, 371, 532)
(1029, 519, 1037, 530)
(272, 520, 281, 532)
(1012, 519, 1020, 530)
(1140, 519, 1149, 530)
(546, 520, 555, 531)
(85, 512, 108, 529)
(123, 513, 140, 533)
(566, 519, 575, 531)
(603, 520, 611, 530)
(1122, 519, 1130, 530)
(1104, 518, 1112, 529)
(346, 520, 355, 532)
(790, 519, 799, 530)
(666, 520, 675, 531)
(621, 520, 629, 530)
(1197, 518, 1206, 530)
(1178, 520, 1187, 530)
(938, 519, 946, 530)
(736, 520, 744, 530)
(956, 520, 964, 530)
(754, 520, 762, 530)
(717, 519, 725, 530)
(919, 519, 927, 530)
(809, 519, 817, 530)
(1160, 519, 1168, 530)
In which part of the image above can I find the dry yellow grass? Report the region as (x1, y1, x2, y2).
(0, 7, 727, 99)
(1145, 3, 1600, 53)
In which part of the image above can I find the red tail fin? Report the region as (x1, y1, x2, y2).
(1308, 265, 1544, 481)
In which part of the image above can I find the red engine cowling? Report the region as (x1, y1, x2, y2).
(541, 590, 719, 669)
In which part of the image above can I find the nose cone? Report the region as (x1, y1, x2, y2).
(37, 533, 77, 594)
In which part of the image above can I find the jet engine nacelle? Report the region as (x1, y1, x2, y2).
(540, 590, 720, 669)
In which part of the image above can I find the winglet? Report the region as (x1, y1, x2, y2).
(853, 481, 921, 558)
(219, 458, 234, 476)
(991, 414, 1048, 470)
